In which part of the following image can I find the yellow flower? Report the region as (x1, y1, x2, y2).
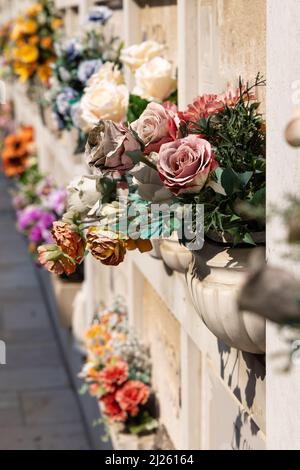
(22, 20, 38, 35)
(14, 63, 33, 83)
(51, 18, 63, 30)
(10, 23, 24, 41)
(26, 3, 43, 17)
(41, 37, 52, 49)
(37, 64, 52, 83)
(15, 44, 39, 64)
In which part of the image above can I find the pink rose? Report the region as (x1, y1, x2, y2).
(86, 120, 140, 176)
(157, 135, 218, 195)
(131, 102, 179, 155)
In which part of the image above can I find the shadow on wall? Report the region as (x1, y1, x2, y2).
(217, 340, 265, 410)
(231, 410, 260, 450)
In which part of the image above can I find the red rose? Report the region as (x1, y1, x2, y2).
(100, 393, 127, 422)
(115, 380, 150, 417)
(99, 361, 129, 393)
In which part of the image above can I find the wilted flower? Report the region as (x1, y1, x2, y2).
(133, 57, 177, 102)
(157, 135, 218, 195)
(52, 221, 85, 263)
(87, 228, 127, 266)
(121, 40, 165, 72)
(115, 380, 150, 417)
(37, 244, 77, 275)
(77, 59, 103, 84)
(80, 80, 129, 131)
(86, 120, 139, 175)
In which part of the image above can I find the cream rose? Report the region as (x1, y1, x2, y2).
(80, 80, 129, 130)
(133, 57, 177, 102)
(87, 62, 124, 87)
(67, 176, 102, 216)
(120, 40, 165, 72)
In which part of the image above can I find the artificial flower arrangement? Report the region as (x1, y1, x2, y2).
(37, 40, 179, 274)
(1, 126, 34, 178)
(49, 6, 121, 142)
(12, 163, 67, 255)
(80, 299, 158, 437)
(9, 0, 63, 86)
(76, 39, 177, 132)
(38, 73, 265, 276)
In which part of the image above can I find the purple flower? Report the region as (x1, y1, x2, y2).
(78, 59, 103, 84)
(46, 189, 67, 215)
(17, 206, 43, 231)
(39, 212, 56, 230)
(29, 225, 43, 243)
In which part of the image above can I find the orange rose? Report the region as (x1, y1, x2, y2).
(52, 221, 85, 263)
(87, 228, 126, 266)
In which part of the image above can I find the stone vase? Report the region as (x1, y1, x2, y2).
(185, 242, 266, 354)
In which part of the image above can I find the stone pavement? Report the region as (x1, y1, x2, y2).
(0, 174, 91, 450)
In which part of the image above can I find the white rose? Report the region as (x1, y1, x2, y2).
(67, 176, 102, 215)
(80, 80, 129, 130)
(133, 57, 177, 102)
(87, 62, 124, 87)
(120, 40, 165, 72)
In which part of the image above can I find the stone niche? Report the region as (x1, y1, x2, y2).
(142, 280, 181, 449)
(197, 0, 266, 108)
(132, 0, 178, 65)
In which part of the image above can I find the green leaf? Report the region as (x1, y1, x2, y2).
(242, 232, 256, 245)
(221, 167, 253, 196)
(127, 94, 150, 123)
(127, 412, 158, 435)
(251, 187, 266, 206)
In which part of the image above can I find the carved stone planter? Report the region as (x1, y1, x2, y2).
(185, 242, 266, 354)
(51, 276, 83, 329)
(149, 239, 163, 260)
(109, 423, 156, 450)
(160, 236, 193, 273)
